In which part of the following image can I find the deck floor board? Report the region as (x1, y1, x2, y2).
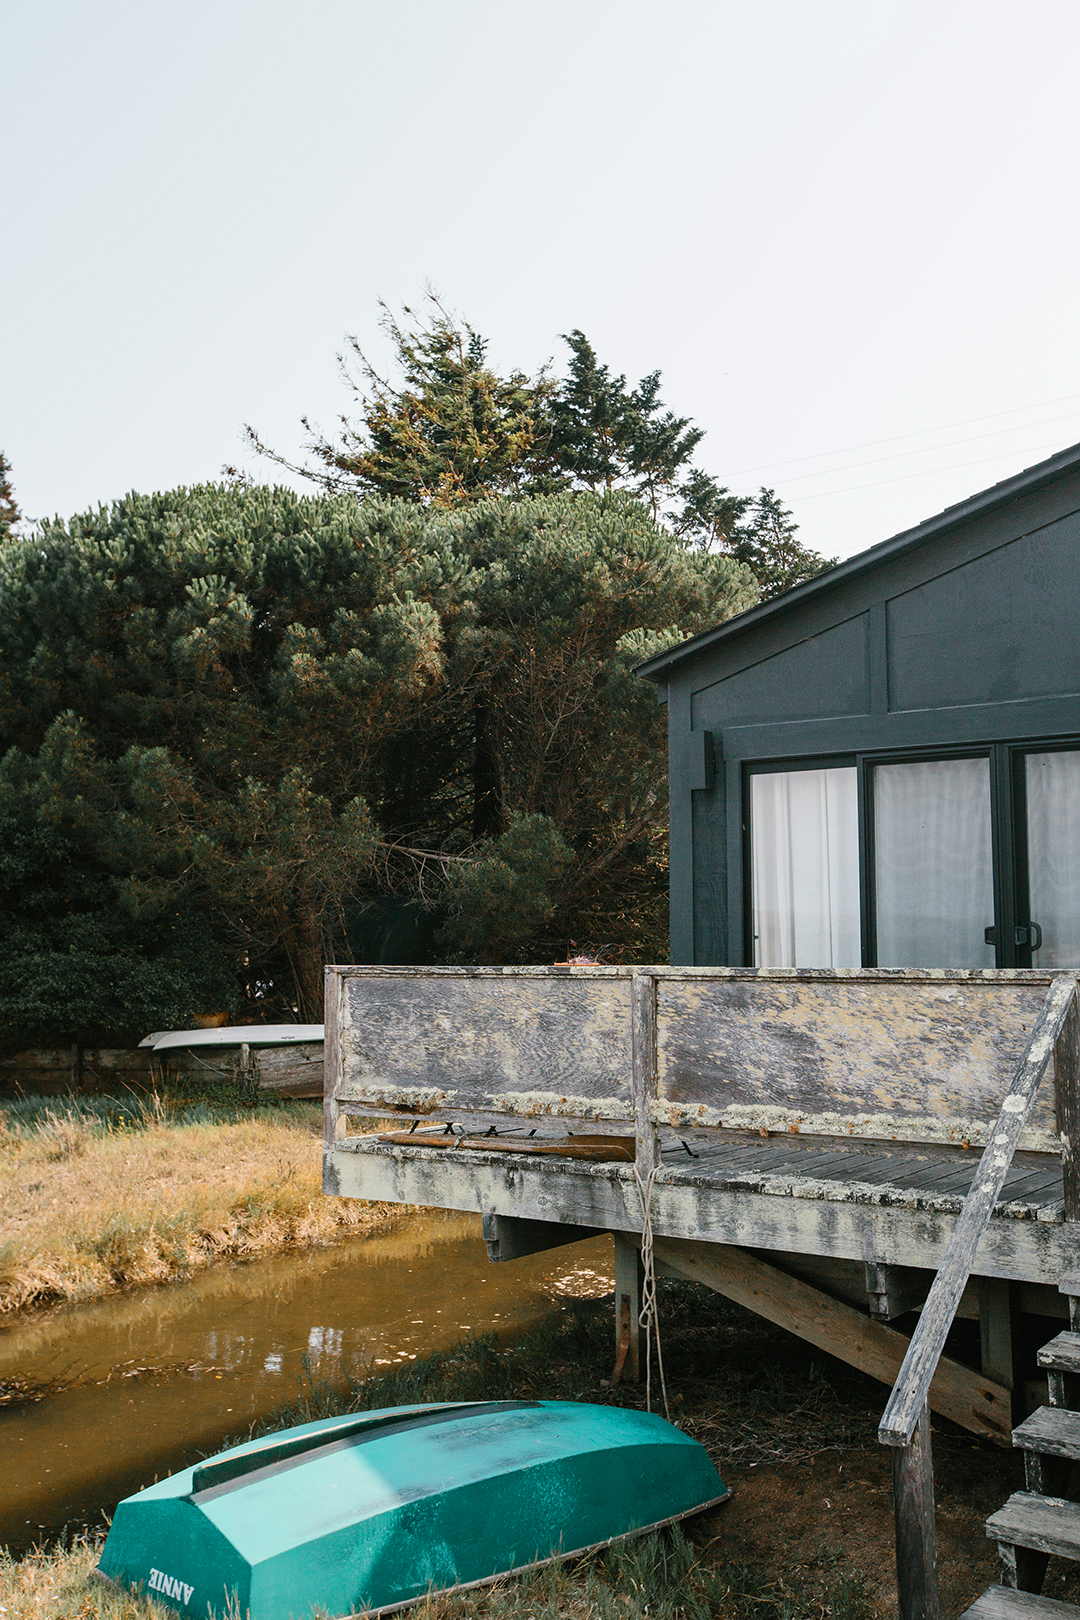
(349, 1131, 1064, 1217)
(654, 1134, 1063, 1214)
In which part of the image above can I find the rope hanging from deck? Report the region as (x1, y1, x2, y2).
(634, 1161, 670, 1421)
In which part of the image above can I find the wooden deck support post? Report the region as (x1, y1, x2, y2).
(893, 1403, 939, 1620)
(978, 1277, 1015, 1395)
(482, 1215, 604, 1263)
(615, 968, 657, 1385)
(612, 1233, 644, 1382)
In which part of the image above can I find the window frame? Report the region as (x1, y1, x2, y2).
(744, 735, 1080, 970)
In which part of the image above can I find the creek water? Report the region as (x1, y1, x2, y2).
(0, 1212, 612, 1554)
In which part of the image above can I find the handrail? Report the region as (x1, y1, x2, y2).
(879, 972, 1078, 1449)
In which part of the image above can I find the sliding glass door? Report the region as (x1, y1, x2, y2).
(873, 758, 994, 969)
(1023, 749, 1080, 968)
(746, 741, 1080, 969)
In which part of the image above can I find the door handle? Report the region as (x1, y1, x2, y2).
(984, 924, 1043, 950)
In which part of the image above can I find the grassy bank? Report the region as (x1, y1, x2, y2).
(0, 1523, 867, 1620)
(0, 1281, 1035, 1619)
(0, 1094, 393, 1315)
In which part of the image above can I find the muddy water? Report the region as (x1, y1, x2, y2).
(0, 1212, 613, 1553)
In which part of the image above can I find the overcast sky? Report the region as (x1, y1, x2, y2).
(5, 0, 1080, 562)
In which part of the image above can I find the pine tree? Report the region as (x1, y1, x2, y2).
(675, 474, 835, 599)
(0, 483, 755, 1028)
(241, 298, 555, 507)
(731, 487, 837, 600)
(240, 298, 835, 601)
(545, 332, 703, 518)
(0, 454, 19, 542)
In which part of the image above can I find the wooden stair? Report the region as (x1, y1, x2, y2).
(960, 1591, 1080, 1620)
(961, 1283, 1080, 1620)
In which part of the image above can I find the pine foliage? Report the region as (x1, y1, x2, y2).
(0, 484, 754, 1033)
(242, 296, 835, 599)
(0, 453, 19, 542)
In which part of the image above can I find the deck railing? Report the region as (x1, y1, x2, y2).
(877, 972, 1080, 1620)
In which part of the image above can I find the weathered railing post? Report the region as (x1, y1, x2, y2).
(892, 1403, 939, 1620)
(631, 969, 659, 1183)
(1055, 987, 1080, 1222)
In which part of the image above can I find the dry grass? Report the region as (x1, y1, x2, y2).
(0, 1101, 394, 1316)
(0, 1538, 160, 1620)
(0, 1521, 872, 1620)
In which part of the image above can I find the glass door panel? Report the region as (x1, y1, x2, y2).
(874, 757, 993, 968)
(1025, 750, 1080, 967)
(750, 767, 860, 968)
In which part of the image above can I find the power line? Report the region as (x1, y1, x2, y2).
(785, 437, 1075, 504)
(728, 390, 1080, 478)
(736, 408, 1080, 491)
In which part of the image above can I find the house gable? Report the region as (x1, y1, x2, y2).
(646, 447, 1080, 967)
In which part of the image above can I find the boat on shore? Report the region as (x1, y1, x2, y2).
(97, 1398, 729, 1619)
(139, 1024, 325, 1098)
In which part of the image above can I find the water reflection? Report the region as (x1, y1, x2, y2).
(0, 1211, 612, 1553)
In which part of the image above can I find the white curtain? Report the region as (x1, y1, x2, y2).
(1026, 750, 1080, 968)
(874, 757, 993, 968)
(751, 767, 860, 968)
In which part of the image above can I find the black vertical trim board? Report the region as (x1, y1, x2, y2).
(740, 762, 754, 967)
(667, 682, 695, 966)
(686, 730, 717, 791)
(728, 758, 747, 966)
(1011, 747, 1034, 965)
(857, 756, 876, 967)
(691, 743, 726, 966)
(990, 745, 1019, 968)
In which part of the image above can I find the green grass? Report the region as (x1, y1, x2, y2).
(0, 1089, 321, 1139)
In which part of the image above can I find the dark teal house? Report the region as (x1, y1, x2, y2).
(637, 443, 1080, 972)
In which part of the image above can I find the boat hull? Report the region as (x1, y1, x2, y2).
(97, 1400, 728, 1620)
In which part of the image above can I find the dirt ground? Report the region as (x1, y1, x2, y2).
(709, 1436, 1016, 1617)
(591, 1280, 1080, 1618)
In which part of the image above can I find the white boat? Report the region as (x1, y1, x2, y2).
(139, 1025, 324, 1051)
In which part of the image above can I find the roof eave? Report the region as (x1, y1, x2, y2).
(636, 439, 1080, 682)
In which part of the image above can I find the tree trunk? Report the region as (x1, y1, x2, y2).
(473, 700, 503, 840)
(280, 907, 326, 1024)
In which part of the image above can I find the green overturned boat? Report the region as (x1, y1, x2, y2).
(97, 1399, 729, 1619)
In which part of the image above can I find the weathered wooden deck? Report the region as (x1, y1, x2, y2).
(324, 965, 1080, 1370)
(334, 1124, 1072, 1279)
(324, 965, 1080, 1617)
(323, 967, 1080, 1434)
